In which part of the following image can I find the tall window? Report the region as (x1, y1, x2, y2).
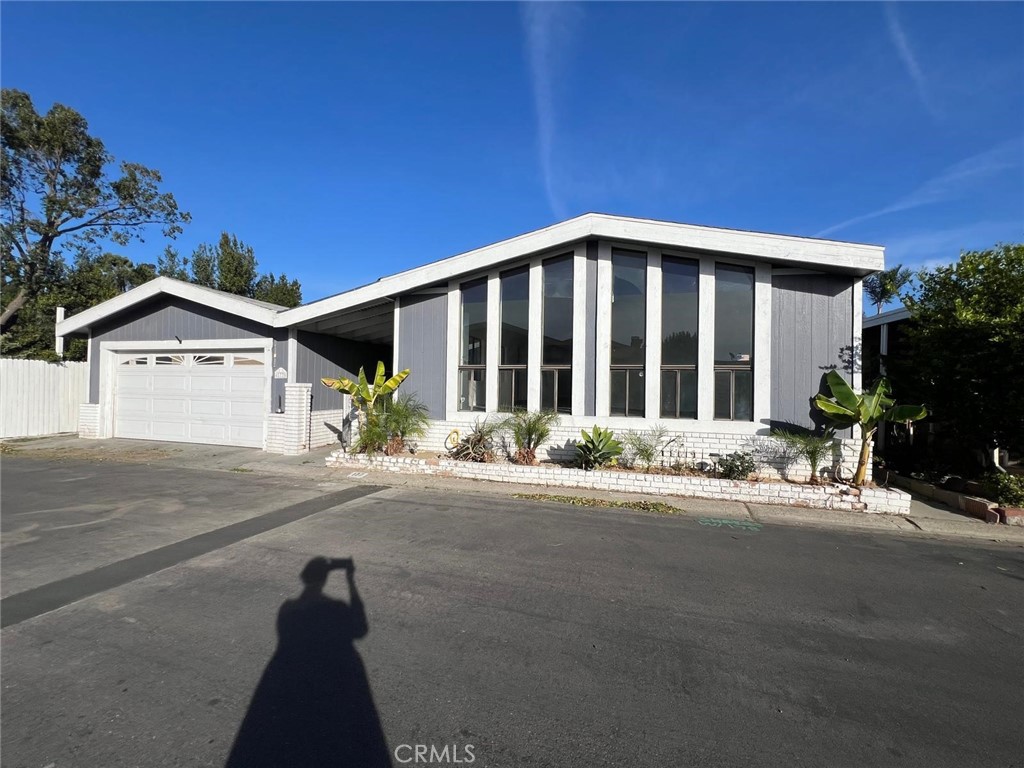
(498, 267, 529, 411)
(541, 254, 573, 413)
(459, 278, 487, 411)
(610, 249, 646, 417)
(661, 256, 699, 419)
(714, 264, 754, 420)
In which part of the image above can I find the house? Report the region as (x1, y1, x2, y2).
(55, 213, 883, 461)
(862, 306, 911, 383)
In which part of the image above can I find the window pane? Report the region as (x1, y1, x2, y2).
(611, 249, 646, 365)
(556, 370, 572, 414)
(734, 369, 753, 421)
(543, 255, 574, 365)
(498, 369, 514, 412)
(461, 279, 487, 366)
(627, 369, 645, 417)
(610, 369, 627, 416)
(679, 369, 697, 419)
(541, 370, 555, 411)
(714, 370, 732, 419)
(458, 368, 486, 412)
(714, 265, 754, 366)
(660, 370, 678, 418)
(500, 268, 529, 365)
(662, 257, 699, 366)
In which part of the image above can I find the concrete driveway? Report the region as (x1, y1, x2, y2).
(2, 453, 1023, 767)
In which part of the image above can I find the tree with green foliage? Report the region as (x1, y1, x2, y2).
(0, 88, 188, 357)
(157, 245, 190, 280)
(253, 272, 302, 307)
(902, 244, 1024, 457)
(864, 265, 913, 314)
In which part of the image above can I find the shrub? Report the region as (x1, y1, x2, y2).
(379, 393, 430, 452)
(981, 473, 1024, 507)
(577, 426, 623, 470)
(448, 419, 499, 463)
(717, 451, 756, 480)
(774, 429, 835, 483)
(353, 411, 390, 455)
(623, 424, 669, 472)
(499, 410, 560, 465)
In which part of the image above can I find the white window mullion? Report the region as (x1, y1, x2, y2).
(446, 280, 460, 419)
(645, 249, 662, 420)
(595, 242, 612, 417)
(571, 243, 587, 416)
(697, 257, 715, 422)
(486, 272, 500, 412)
(527, 259, 543, 411)
(753, 262, 772, 426)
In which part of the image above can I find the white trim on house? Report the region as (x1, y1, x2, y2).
(696, 257, 715, 421)
(644, 248, 662, 420)
(527, 257, 543, 412)
(570, 243, 587, 417)
(862, 305, 910, 328)
(277, 213, 884, 328)
(753, 262, 772, 426)
(287, 328, 297, 384)
(95, 337, 274, 443)
(56, 276, 283, 336)
(594, 242, 613, 417)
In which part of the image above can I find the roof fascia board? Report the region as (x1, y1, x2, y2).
(55, 276, 279, 336)
(863, 307, 911, 328)
(277, 214, 883, 329)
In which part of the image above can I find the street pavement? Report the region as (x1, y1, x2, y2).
(2, 455, 1022, 768)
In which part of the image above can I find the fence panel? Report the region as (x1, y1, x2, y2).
(0, 358, 88, 438)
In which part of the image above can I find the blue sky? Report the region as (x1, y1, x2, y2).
(3, 2, 1022, 304)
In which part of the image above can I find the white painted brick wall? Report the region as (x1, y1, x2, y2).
(266, 383, 313, 455)
(78, 403, 100, 439)
(325, 452, 908, 514)
(309, 409, 348, 449)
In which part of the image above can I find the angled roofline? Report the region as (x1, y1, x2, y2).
(863, 306, 911, 328)
(277, 213, 885, 327)
(55, 276, 283, 336)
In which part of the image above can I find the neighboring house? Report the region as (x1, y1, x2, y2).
(861, 306, 911, 384)
(55, 213, 883, 458)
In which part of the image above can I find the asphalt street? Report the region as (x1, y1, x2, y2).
(2, 456, 1022, 768)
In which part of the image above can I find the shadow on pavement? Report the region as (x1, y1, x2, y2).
(225, 557, 391, 768)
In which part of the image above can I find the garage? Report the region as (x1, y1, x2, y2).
(113, 349, 268, 447)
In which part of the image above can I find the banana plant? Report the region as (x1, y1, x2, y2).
(322, 361, 410, 432)
(813, 370, 927, 485)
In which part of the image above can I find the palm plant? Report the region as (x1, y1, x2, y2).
(623, 424, 669, 472)
(378, 393, 430, 454)
(813, 370, 927, 485)
(774, 429, 835, 484)
(864, 265, 913, 314)
(499, 410, 560, 465)
(322, 360, 410, 433)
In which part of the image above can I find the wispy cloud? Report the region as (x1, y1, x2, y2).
(816, 138, 1022, 237)
(884, 219, 1022, 270)
(521, 2, 581, 219)
(884, 3, 938, 119)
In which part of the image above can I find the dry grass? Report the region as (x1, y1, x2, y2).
(512, 493, 682, 515)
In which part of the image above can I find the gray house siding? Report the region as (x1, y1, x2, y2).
(770, 272, 854, 431)
(584, 240, 599, 417)
(395, 293, 447, 418)
(87, 296, 286, 409)
(295, 331, 391, 413)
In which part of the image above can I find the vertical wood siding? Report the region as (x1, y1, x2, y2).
(296, 332, 392, 413)
(0, 359, 88, 438)
(395, 293, 447, 418)
(87, 296, 285, 410)
(770, 273, 854, 431)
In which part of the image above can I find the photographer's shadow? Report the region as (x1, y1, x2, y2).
(226, 557, 391, 768)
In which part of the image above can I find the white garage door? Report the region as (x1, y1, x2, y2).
(114, 351, 268, 448)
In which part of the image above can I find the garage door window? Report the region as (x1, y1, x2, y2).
(193, 354, 226, 366)
(155, 354, 187, 366)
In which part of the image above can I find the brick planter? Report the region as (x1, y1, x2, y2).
(327, 451, 911, 515)
(994, 507, 1024, 527)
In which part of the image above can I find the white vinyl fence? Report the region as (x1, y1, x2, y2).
(0, 358, 88, 439)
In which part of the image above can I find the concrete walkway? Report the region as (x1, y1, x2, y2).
(4, 434, 1023, 545)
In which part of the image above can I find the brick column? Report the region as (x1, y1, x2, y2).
(266, 383, 312, 455)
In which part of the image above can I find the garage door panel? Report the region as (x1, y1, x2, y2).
(190, 399, 229, 417)
(228, 400, 265, 419)
(152, 399, 188, 415)
(114, 350, 267, 448)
